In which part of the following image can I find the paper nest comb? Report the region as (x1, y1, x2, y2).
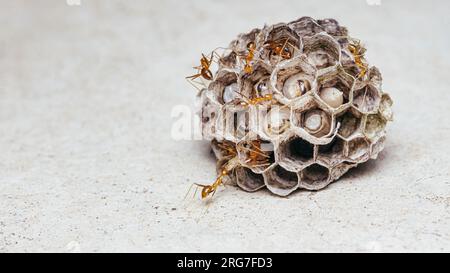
(191, 17, 393, 197)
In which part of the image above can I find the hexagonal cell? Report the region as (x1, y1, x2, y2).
(330, 161, 357, 181)
(229, 28, 261, 54)
(336, 108, 363, 139)
(281, 73, 314, 100)
(260, 23, 302, 65)
(263, 164, 299, 196)
(208, 69, 240, 105)
(302, 109, 333, 138)
(210, 139, 237, 161)
(352, 84, 381, 114)
(235, 166, 266, 192)
(299, 163, 331, 190)
(240, 64, 272, 101)
(288, 16, 324, 37)
(316, 18, 348, 37)
(218, 50, 238, 70)
(260, 104, 291, 139)
(270, 55, 316, 102)
(347, 137, 370, 162)
(237, 138, 275, 173)
(370, 136, 386, 159)
(379, 93, 394, 121)
(291, 99, 334, 138)
(317, 136, 346, 166)
(367, 66, 383, 90)
(303, 33, 341, 71)
(316, 68, 355, 110)
(216, 106, 251, 142)
(363, 113, 387, 142)
(277, 135, 314, 170)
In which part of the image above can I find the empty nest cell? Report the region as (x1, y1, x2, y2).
(300, 163, 331, 190)
(236, 166, 266, 192)
(264, 165, 299, 196)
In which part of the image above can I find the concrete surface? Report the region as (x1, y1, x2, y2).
(0, 0, 449, 252)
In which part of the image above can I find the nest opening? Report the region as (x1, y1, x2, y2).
(215, 73, 239, 104)
(347, 138, 370, 160)
(236, 167, 265, 191)
(285, 137, 314, 162)
(318, 76, 352, 106)
(318, 137, 345, 156)
(302, 164, 330, 185)
(282, 75, 312, 99)
(303, 34, 340, 69)
(301, 108, 332, 137)
(268, 165, 298, 189)
(338, 111, 361, 138)
(364, 114, 386, 140)
(353, 85, 380, 113)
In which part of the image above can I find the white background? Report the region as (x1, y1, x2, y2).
(0, 0, 449, 252)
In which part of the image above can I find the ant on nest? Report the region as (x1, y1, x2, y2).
(241, 42, 257, 74)
(186, 138, 272, 201)
(237, 93, 274, 107)
(241, 139, 273, 169)
(230, 80, 275, 107)
(186, 141, 239, 200)
(348, 39, 368, 79)
(265, 37, 295, 60)
(185, 49, 226, 93)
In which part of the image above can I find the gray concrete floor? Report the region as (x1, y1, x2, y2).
(0, 0, 449, 252)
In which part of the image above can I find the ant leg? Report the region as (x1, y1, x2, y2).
(186, 79, 202, 93)
(281, 38, 290, 52)
(212, 51, 222, 60)
(232, 90, 251, 105)
(242, 145, 270, 159)
(186, 77, 206, 93)
(185, 73, 201, 80)
(208, 51, 215, 64)
(193, 186, 199, 199)
(361, 87, 368, 112)
(250, 162, 271, 168)
(184, 183, 196, 200)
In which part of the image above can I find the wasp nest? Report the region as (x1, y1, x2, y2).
(195, 17, 393, 196)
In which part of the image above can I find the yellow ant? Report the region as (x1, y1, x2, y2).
(232, 87, 275, 107)
(240, 94, 274, 107)
(265, 37, 294, 60)
(348, 39, 368, 79)
(185, 52, 214, 92)
(187, 156, 239, 200)
(242, 42, 257, 74)
(185, 48, 227, 92)
(186, 138, 272, 200)
(215, 139, 238, 159)
(194, 168, 229, 199)
(241, 139, 272, 168)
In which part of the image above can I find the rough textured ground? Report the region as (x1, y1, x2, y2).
(0, 0, 449, 252)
